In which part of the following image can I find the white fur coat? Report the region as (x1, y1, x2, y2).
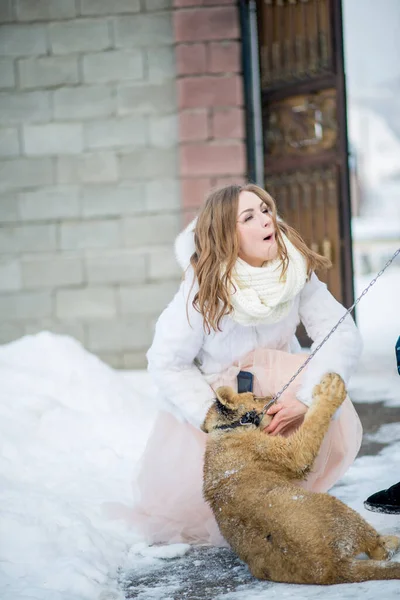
(146, 220, 363, 428)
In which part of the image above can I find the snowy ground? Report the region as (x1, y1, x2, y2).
(0, 267, 399, 600)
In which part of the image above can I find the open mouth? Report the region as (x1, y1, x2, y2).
(263, 233, 274, 242)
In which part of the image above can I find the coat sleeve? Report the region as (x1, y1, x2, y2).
(146, 269, 216, 429)
(296, 272, 363, 407)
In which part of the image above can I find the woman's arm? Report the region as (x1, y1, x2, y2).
(146, 269, 216, 429)
(296, 272, 363, 406)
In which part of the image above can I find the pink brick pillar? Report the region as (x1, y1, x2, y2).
(173, 0, 247, 224)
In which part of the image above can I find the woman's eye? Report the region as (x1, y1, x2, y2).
(262, 208, 269, 214)
(244, 215, 253, 222)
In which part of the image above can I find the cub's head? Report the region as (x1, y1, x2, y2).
(201, 386, 273, 433)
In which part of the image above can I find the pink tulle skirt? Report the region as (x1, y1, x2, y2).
(131, 349, 362, 546)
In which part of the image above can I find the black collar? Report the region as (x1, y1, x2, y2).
(214, 410, 263, 431)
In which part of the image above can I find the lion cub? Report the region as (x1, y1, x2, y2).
(202, 373, 400, 584)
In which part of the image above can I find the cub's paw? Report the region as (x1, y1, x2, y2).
(382, 535, 400, 559)
(313, 373, 346, 409)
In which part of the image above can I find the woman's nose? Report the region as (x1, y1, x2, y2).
(260, 212, 271, 227)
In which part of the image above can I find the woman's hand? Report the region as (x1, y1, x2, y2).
(263, 398, 308, 436)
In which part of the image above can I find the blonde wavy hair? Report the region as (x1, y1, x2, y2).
(189, 183, 331, 333)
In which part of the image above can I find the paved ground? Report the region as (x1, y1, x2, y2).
(122, 401, 400, 600)
(357, 401, 400, 457)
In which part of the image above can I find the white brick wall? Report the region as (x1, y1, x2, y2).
(0, 58, 15, 88)
(82, 50, 144, 84)
(0, 0, 181, 367)
(19, 56, 80, 89)
(23, 123, 84, 155)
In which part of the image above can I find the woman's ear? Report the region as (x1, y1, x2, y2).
(215, 386, 236, 409)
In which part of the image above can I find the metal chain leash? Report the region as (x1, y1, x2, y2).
(260, 247, 400, 415)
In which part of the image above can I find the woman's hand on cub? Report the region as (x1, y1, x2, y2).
(263, 398, 308, 436)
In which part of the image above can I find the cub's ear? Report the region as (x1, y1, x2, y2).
(215, 386, 236, 409)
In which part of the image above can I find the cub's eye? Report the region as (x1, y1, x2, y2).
(215, 399, 235, 416)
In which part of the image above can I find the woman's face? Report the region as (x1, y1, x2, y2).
(236, 190, 278, 267)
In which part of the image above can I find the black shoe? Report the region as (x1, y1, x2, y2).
(364, 481, 400, 514)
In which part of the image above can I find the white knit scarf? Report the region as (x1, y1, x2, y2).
(230, 233, 308, 326)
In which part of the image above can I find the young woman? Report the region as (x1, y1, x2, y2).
(132, 183, 363, 546)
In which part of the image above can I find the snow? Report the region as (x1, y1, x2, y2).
(134, 543, 190, 560)
(0, 267, 399, 599)
(0, 333, 156, 600)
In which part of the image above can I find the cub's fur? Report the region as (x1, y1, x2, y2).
(202, 373, 400, 584)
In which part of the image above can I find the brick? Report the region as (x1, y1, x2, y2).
(174, 7, 239, 42)
(123, 214, 180, 247)
(80, 0, 140, 15)
(85, 250, 146, 284)
(148, 246, 181, 280)
(119, 281, 178, 315)
(19, 56, 79, 89)
(0, 91, 51, 125)
(60, 220, 121, 251)
(180, 142, 245, 176)
(173, 0, 202, 6)
(0, 223, 57, 253)
(16, 0, 76, 21)
(176, 43, 206, 76)
(213, 175, 246, 186)
(0, 258, 22, 291)
(202, 0, 236, 4)
(24, 321, 86, 345)
(82, 50, 144, 84)
(54, 86, 115, 121)
(0, 323, 24, 344)
(0, 24, 47, 56)
(83, 116, 147, 150)
(183, 208, 199, 225)
(18, 187, 80, 221)
(146, 46, 176, 83)
(181, 177, 212, 208)
(208, 40, 241, 73)
(0, 128, 20, 157)
(179, 110, 209, 141)
(49, 19, 111, 55)
(0, 158, 53, 192)
(0, 291, 52, 321)
(0, 0, 14, 23)
(211, 107, 245, 139)
(145, 0, 172, 10)
(178, 75, 243, 109)
(23, 123, 83, 156)
(118, 81, 176, 115)
(56, 287, 117, 319)
(21, 254, 84, 288)
(145, 179, 180, 211)
(96, 352, 123, 368)
(122, 351, 147, 369)
(114, 13, 173, 48)
(57, 153, 118, 184)
(82, 183, 146, 217)
(0, 194, 19, 222)
(87, 318, 152, 352)
(0, 59, 15, 89)
(119, 148, 177, 180)
(149, 114, 178, 148)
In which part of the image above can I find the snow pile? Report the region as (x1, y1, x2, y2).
(0, 332, 158, 600)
